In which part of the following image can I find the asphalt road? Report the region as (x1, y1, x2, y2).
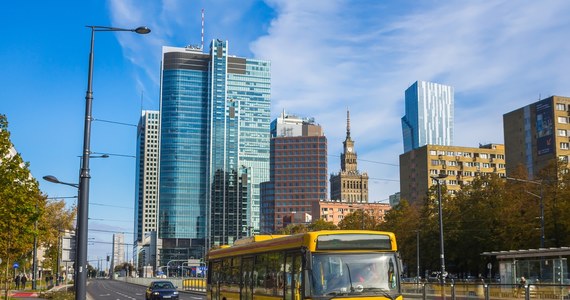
(87, 279, 206, 300)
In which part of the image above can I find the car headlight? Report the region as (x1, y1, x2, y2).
(152, 292, 160, 295)
(173, 291, 179, 295)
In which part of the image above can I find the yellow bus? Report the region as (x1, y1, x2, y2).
(207, 230, 403, 300)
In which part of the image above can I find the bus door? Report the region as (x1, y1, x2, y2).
(210, 260, 222, 300)
(241, 257, 254, 300)
(285, 253, 303, 300)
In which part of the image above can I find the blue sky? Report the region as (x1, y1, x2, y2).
(3, 0, 570, 263)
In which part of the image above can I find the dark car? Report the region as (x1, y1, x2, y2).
(145, 281, 179, 300)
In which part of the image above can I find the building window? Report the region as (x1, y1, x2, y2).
(558, 117, 568, 124)
(561, 142, 569, 150)
(558, 129, 567, 137)
(557, 103, 566, 111)
(431, 160, 440, 166)
(430, 150, 437, 155)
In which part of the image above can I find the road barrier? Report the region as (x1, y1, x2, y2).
(402, 282, 570, 300)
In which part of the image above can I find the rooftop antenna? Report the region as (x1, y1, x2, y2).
(201, 8, 205, 51)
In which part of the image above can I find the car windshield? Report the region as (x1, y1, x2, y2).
(310, 253, 399, 298)
(153, 282, 174, 289)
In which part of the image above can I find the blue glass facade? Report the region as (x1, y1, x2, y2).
(158, 41, 270, 264)
(401, 80, 454, 153)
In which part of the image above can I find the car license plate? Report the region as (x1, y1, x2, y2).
(163, 296, 171, 299)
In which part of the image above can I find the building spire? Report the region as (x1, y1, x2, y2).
(346, 108, 351, 139)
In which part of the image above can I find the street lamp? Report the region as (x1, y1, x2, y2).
(74, 24, 150, 300)
(430, 173, 448, 286)
(505, 177, 545, 248)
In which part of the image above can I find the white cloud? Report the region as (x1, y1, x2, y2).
(107, 0, 570, 200)
(250, 0, 570, 200)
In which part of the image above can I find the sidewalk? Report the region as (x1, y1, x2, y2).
(2, 284, 73, 299)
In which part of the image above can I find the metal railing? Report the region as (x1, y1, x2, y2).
(402, 282, 570, 300)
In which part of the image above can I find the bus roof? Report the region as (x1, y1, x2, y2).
(207, 230, 397, 260)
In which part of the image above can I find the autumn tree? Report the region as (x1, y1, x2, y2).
(307, 218, 338, 231)
(39, 199, 76, 275)
(378, 200, 420, 277)
(0, 114, 44, 295)
(276, 223, 308, 234)
(337, 210, 378, 230)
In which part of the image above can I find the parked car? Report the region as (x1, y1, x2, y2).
(145, 280, 179, 300)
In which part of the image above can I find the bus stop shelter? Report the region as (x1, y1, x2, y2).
(482, 247, 570, 285)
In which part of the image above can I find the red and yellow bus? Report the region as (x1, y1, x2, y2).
(207, 230, 402, 300)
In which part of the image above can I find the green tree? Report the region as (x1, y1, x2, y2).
(378, 200, 420, 277)
(38, 199, 76, 275)
(276, 223, 308, 234)
(0, 114, 44, 295)
(307, 218, 338, 231)
(337, 210, 378, 230)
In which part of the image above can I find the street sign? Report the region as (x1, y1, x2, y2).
(13, 262, 19, 269)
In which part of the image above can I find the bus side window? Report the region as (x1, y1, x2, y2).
(274, 252, 285, 296)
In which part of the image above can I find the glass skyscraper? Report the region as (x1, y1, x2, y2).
(401, 80, 454, 153)
(158, 40, 270, 266)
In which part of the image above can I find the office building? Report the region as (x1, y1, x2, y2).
(330, 110, 369, 202)
(158, 40, 270, 265)
(389, 192, 401, 207)
(260, 112, 327, 233)
(401, 80, 454, 153)
(503, 96, 570, 179)
(399, 144, 506, 203)
(133, 110, 159, 271)
(111, 233, 125, 274)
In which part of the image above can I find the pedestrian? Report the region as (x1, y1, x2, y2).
(14, 274, 21, 289)
(45, 275, 50, 288)
(21, 273, 27, 290)
(516, 276, 526, 298)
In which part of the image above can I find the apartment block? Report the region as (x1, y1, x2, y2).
(399, 144, 506, 203)
(312, 200, 391, 227)
(503, 96, 570, 178)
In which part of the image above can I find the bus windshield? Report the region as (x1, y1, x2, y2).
(310, 253, 399, 298)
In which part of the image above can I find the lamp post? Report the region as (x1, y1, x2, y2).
(32, 205, 38, 290)
(430, 173, 448, 286)
(505, 177, 544, 248)
(74, 25, 150, 300)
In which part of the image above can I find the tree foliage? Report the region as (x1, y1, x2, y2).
(0, 114, 75, 292)
(337, 210, 379, 230)
(381, 164, 570, 278)
(0, 114, 43, 291)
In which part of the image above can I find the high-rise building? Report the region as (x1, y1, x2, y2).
(260, 111, 327, 233)
(330, 110, 369, 202)
(158, 40, 270, 265)
(399, 144, 506, 203)
(134, 110, 159, 243)
(503, 96, 570, 179)
(111, 233, 125, 273)
(133, 110, 160, 272)
(401, 80, 454, 153)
